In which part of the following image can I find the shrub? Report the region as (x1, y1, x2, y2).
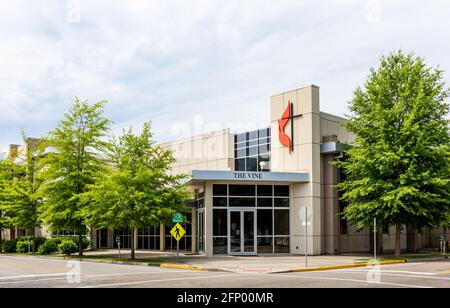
(16, 241, 31, 253)
(56, 237, 90, 250)
(16, 236, 47, 252)
(37, 239, 60, 255)
(82, 238, 91, 250)
(58, 239, 77, 256)
(33, 237, 47, 250)
(2, 240, 17, 253)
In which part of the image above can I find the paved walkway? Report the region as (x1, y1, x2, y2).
(81, 249, 376, 273)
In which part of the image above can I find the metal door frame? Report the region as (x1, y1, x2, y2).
(228, 208, 257, 255)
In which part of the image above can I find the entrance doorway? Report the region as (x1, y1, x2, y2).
(229, 209, 256, 255)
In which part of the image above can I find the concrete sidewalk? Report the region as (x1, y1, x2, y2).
(80, 249, 379, 273)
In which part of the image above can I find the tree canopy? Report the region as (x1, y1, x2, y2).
(38, 98, 111, 255)
(336, 50, 450, 257)
(82, 122, 190, 259)
(0, 134, 42, 251)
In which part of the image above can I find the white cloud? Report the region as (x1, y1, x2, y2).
(0, 0, 449, 152)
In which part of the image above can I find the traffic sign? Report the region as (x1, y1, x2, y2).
(172, 213, 184, 223)
(170, 223, 185, 241)
(115, 236, 121, 244)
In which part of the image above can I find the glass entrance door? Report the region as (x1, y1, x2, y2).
(229, 210, 256, 255)
(197, 210, 205, 254)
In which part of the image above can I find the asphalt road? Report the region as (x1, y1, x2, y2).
(0, 255, 449, 288)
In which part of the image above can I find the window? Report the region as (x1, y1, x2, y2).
(234, 128, 271, 172)
(257, 198, 272, 207)
(195, 186, 205, 209)
(274, 198, 289, 207)
(246, 157, 258, 171)
(229, 185, 255, 196)
(235, 133, 246, 143)
(213, 210, 227, 236)
(213, 184, 227, 196)
(339, 197, 348, 235)
(274, 237, 290, 253)
(274, 185, 289, 197)
(257, 210, 273, 236)
(213, 197, 227, 207)
(138, 226, 160, 250)
(257, 185, 272, 196)
(257, 237, 273, 254)
(259, 128, 270, 139)
(235, 148, 247, 158)
(248, 130, 258, 140)
(211, 184, 290, 254)
(213, 209, 227, 254)
(229, 197, 256, 207)
(235, 158, 246, 171)
(274, 210, 289, 235)
(383, 224, 389, 235)
(113, 228, 132, 249)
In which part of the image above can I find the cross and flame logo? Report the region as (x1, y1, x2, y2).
(278, 101, 302, 154)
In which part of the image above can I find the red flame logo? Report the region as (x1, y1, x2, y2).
(278, 102, 292, 153)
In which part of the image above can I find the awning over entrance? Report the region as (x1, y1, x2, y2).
(190, 170, 309, 185)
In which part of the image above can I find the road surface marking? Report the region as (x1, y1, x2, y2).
(81, 273, 248, 288)
(271, 274, 432, 288)
(0, 273, 67, 280)
(0, 269, 201, 285)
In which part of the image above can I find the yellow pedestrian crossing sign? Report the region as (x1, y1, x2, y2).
(170, 223, 185, 241)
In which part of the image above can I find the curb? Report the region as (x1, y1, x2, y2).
(160, 263, 204, 271)
(280, 259, 408, 273)
(159, 263, 229, 272)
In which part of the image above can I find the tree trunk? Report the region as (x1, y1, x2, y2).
(78, 234, 83, 256)
(395, 223, 401, 258)
(32, 228, 36, 253)
(130, 228, 135, 260)
(0, 228, 3, 253)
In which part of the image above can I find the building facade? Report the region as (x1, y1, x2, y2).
(2, 85, 448, 255)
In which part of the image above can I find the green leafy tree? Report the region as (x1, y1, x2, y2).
(38, 98, 111, 256)
(0, 155, 12, 253)
(0, 134, 42, 252)
(336, 51, 450, 257)
(82, 122, 190, 260)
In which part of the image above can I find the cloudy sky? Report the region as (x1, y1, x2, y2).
(0, 0, 449, 152)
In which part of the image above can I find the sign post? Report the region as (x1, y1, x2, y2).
(374, 217, 377, 260)
(300, 206, 311, 269)
(116, 236, 121, 259)
(170, 222, 186, 262)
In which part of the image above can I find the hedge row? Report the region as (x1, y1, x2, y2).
(1, 236, 90, 255)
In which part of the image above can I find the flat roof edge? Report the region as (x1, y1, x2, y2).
(191, 170, 309, 183)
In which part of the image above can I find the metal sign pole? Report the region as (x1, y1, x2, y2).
(305, 207, 308, 269)
(118, 243, 121, 259)
(177, 239, 179, 262)
(374, 217, 377, 260)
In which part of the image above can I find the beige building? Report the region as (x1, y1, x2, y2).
(3, 85, 448, 255)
